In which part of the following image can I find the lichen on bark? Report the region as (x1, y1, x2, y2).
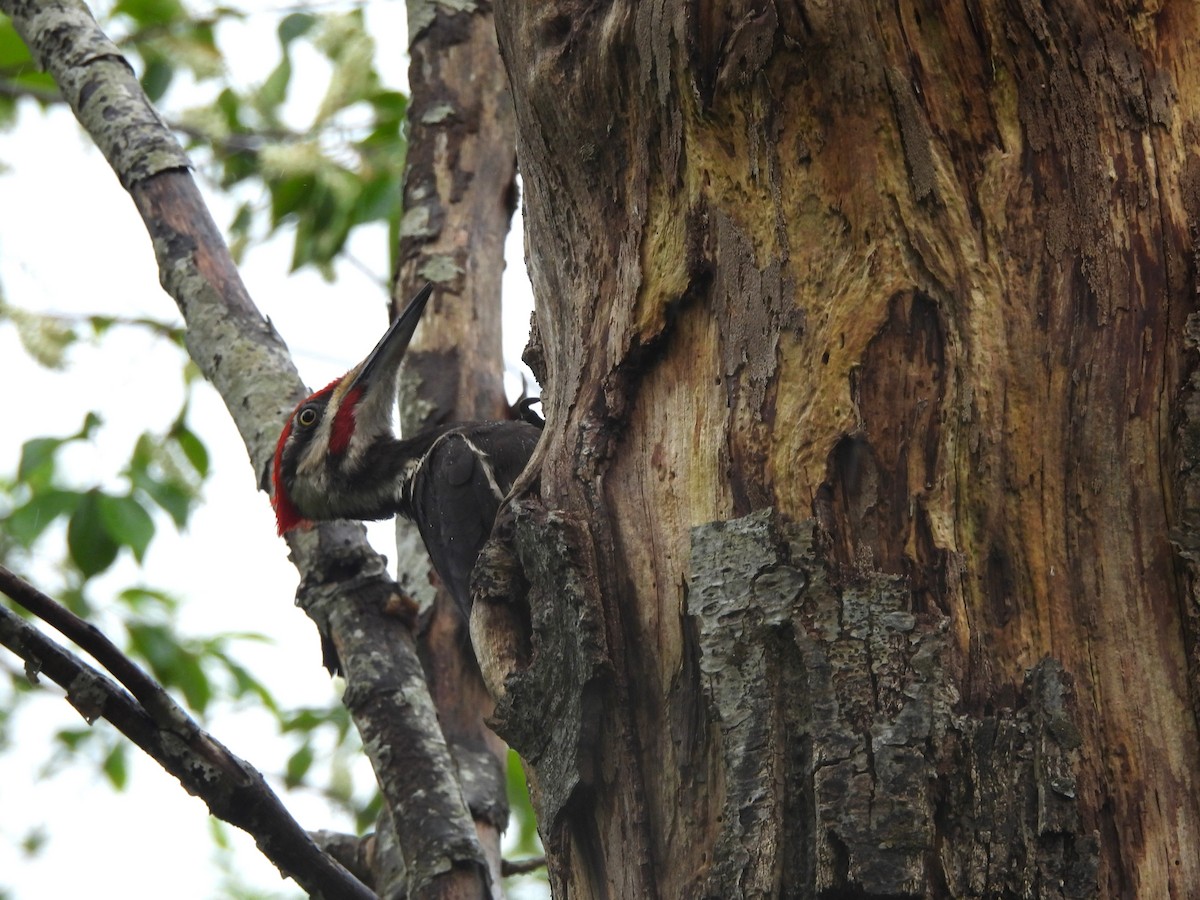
(10, 0, 190, 186)
(687, 510, 1095, 897)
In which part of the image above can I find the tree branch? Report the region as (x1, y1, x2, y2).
(310, 830, 380, 889)
(0, 569, 374, 900)
(394, 0, 520, 894)
(0, 0, 486, 892)
(501, 856, 546, 877)
(0, 563, 193, 730)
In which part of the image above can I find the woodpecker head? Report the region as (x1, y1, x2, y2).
(272, 283, 434, 535)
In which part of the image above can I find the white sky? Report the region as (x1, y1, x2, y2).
(0, 3, 541, 897)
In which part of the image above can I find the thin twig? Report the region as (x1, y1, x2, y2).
(0, 564, 191, 729)
(0, 570, 374, 900)
(501, 856, 547, 877)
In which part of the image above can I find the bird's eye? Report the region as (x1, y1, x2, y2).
(298, 407, 318, 427)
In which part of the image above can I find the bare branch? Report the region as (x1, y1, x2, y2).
(310, 830, 379, 889)
(0, 0, 487, 892)
(0, 563, 193, 730)
(0, 571, 374, 900)
(501, 857, 546, 877)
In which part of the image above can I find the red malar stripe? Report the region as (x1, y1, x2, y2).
(329, 385, 362, 455)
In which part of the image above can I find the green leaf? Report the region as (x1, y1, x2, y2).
(351, 173, 399, 225)
(214, 655, 278, 713)
(257, 56, 292, 112)
(172, 650, 212, 713)
(102, 743, 128, 790)
(67, 489, 119, 578)
(126, 621, 175, 672)
(132, 471, 192, 527)
(0, 18, 32, 69)
(53, 727, 94, 752)
(355, 791, 383, 834)
(171, 424, 209, 478)
(5, 69, 57, 99)
(19, 827, 46, 857)
(278, 12, 316, 45)
(17, 412, 105, 484)
(117, 586, 178, 613)
(268, 175, 314, 227)
(281, 708, 325, 733)
(507, 748, 542, 856)
(370, 89, 408, 117)
(285, 744, 313, 787)
(209, 817, 231, 851)
(17, 437, 63, 484)
(219, 149, 258, 188)
(77, 412, 102, 440)
(215, 87, 243, 132)
(88, 315, 116, 336)
(5, 489, 82, 545)
(140, 55, 175, 102)
(59, 585, 92, 618)
(126, 623, 212, 713)
(229, 201, 253, 235)
(113, 0, 185, 27)
(96, 493, 155, 562)
(290, 206, 318, 271)
(128, 431, 156, 473)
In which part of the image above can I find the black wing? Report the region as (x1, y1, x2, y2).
(410, 421, 540, 616)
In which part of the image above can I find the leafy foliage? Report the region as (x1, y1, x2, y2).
(0, 313, 381, 893)
(0, 2, 542, 895)
(0, 2, 407, 280)
(3, 404, 204, 580)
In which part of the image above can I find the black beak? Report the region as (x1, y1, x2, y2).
(347, 283, 434, 395)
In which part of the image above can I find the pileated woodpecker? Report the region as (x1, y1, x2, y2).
(272, 283, 540, 615)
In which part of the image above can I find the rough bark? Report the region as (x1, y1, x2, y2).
(393, 1, 519, 897)
(488, 1, 1200, 897)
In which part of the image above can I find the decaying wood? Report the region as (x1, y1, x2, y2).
(487, 1, 1200, 896)
(392, 0, 520, 896)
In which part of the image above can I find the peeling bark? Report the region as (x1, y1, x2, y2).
(487, 502, 609, 832)
(689, 510, 1097, 899)
(392, 0, 520, 895)
(488, 0, 1200, 896)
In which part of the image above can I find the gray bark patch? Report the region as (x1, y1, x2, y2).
(689, 510, 1096, 897)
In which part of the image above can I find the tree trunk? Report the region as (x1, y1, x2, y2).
(393, 1, 518, 896)
(485, 2, 1200, 897)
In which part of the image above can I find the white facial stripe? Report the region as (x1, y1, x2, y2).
(296, 409, 336, 476)
(345, 380, 398, 464)
(294, 371, 365, 476)
(344, 413, 377, 469)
